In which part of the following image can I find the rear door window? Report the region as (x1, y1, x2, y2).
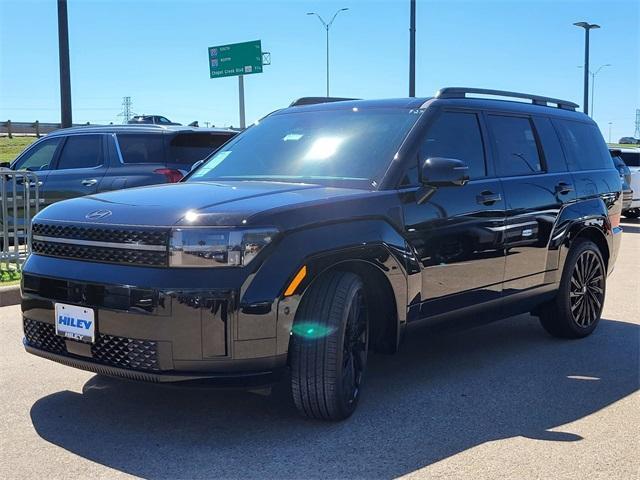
(487, 115, 542, 176)
(168, 133, 233, 165)
(553, 120, 613, 170)
(13, 137, 62, 171)
(57, 135, 103, 170)
(116, 134, 165, 163)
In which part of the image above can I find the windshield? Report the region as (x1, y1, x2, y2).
(188, 107, 422, 188)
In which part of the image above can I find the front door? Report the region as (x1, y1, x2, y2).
(401, 109, 506, 320)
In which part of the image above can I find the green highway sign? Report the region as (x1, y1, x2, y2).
(209, 40, 263, 78)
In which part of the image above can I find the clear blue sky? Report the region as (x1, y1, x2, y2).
(1, 0, 638, 140)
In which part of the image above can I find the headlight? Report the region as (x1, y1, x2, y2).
(169, 228, 278, 267)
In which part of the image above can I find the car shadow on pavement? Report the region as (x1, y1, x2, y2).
(30, 314, 639, 479)
(621, 218, 640, 234)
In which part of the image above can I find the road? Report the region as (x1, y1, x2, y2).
(1, 219, 638, 480)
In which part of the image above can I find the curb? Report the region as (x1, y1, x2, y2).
(0, 285, 21, 307)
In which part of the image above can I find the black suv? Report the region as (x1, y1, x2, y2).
(21, 88, 622, 420)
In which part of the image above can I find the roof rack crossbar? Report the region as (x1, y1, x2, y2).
(289, 97, 359, 107)
(435, 87, 578, 111)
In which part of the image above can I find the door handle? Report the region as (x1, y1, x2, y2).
(476, 191, 502, 205)
(15, 179, 42, 187)
(81, 178, 98, 187)
(555, 182, 574, 195)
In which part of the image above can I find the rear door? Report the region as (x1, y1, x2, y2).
(44, 134, 108, 205)
(401, 109, 506, 319)
(487, 113, 575, 296)
(102, 132, 168, 190)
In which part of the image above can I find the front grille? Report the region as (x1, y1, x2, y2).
(23, 318, 160, 372)
(32, 240, 167, 266)
(31, 222, 169, 267)
(32, 223, 168, 245)
(23, 318, 66, 354)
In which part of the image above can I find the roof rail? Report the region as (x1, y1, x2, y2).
(289, 97, 359, 107)
(435, 87, 579, 111)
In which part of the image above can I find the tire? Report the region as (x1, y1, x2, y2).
(623, 209, 640, 219)
(539, 239, 606, 339)
(290, 271, 369, 421)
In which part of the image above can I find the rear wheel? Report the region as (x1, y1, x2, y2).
(290, 271, 369, 421)
(539, 239, 606, 338)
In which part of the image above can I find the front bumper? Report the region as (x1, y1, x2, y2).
(21, 255, 287, 385)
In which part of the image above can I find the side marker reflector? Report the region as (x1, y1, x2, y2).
(284, 266, 307, 297)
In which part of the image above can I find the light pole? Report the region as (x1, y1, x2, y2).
(409, 0, 416, 97)
(57, 0, 72, 128)
(573, 22, 600, 115)
(590, 63, 611, 119)
(608, 121, 612, 143)
(307, 8, 349, 97)
(577, 64, 611, 118)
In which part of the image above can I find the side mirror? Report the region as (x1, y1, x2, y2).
(0, 162, 11, 169)
(421, 157, 469, 187)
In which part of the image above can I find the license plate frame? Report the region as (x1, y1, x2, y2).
(54, 303, 96, 343)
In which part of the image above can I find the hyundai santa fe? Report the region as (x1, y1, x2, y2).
(21, 88, 622, 420)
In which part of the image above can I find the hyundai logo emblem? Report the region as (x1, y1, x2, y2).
(85, 209, 112, 220)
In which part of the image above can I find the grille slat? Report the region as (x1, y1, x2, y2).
(23, 319, 160, 372)
(31, 222, 169, 267)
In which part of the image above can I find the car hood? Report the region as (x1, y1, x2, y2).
(35, 181, 374, 227)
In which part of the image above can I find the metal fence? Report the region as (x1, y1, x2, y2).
(0, 169, 41, 279)
(1, 120, 96, 138)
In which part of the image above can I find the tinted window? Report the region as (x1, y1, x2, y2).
(57, 135, 102, 170)
(14, 137, 61, 171)
(488, 115, 542, 176)
(620, 151, 640, 167)
(168, 133, 233, 164)
(189, 108, 422, 187)
(158, 117, 171, 124)
(421, 111, 486, 179)
(117, 134, 165, 163)
(553, 120, 613, 171)
(532, 117, 567, 172)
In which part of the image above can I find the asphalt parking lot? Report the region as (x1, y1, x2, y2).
(1, 219, 638, 480)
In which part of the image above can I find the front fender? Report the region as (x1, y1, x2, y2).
(239, 219, 417, 356)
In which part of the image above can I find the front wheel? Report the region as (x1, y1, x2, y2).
(290, 271, 369, 421)
(539, 239, 606, 338)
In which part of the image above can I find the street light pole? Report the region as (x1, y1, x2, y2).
(573, 21, 600, 116)
(590, 63, 611, 119)
(409, 0, 416, 97)
(608, 122, 612, 143)
(57, 0, 72, 128)
(307, 8, 349, 97)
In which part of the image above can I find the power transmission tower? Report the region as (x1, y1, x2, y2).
(117, 96, 134, 124)
(635, 109, 640, 138)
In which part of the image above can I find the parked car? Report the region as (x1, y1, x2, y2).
(0, 125, 236, 246)
(22, 88, 622, 420)
(618, 136, 640, 145)
(128, 115, 181, 126)
(6, 124, 236, 208)
(616, 147, 640, 218)
(610, 149, 633, 211)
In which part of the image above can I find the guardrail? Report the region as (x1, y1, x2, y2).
(0, 169, 41, 281)
(1, 120, 96, 138)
